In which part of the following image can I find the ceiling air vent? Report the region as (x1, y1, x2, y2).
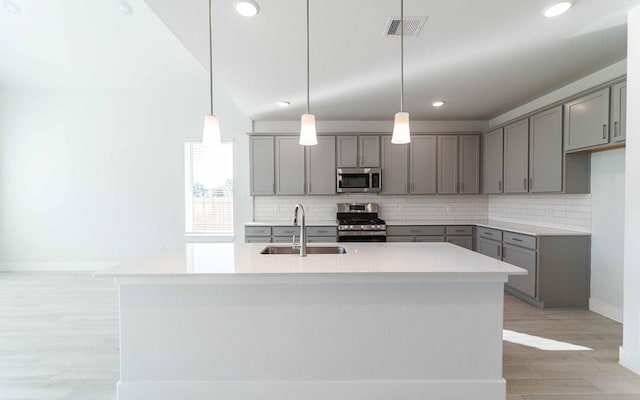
(384, 16, 428, 37)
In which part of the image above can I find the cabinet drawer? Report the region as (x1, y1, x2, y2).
(246, 236, 272, 243)
(446, 226, 473, 236)
(307, 236, 338, 243)
(477, 227, 502, 241)
(307, 226, 338, 237)
(386, 236, 444, 242)
(387, 225, 445, 236)
(272, 226, 301, 236)
(245, 226, 272, 237)
(273, 236, 294, 244)
(503, 231, 536, 249)
(447, 236, 473, 250)
(476, 237, 502, 260)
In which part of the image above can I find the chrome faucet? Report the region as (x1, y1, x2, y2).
(292, 204, 307, 257)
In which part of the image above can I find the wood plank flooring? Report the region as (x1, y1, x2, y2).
(1, 272, 638, 399)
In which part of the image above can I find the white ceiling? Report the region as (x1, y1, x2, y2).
(1, 0, 638, 121)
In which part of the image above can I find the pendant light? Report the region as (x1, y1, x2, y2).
(299, 0, 318, 146)
(202, 0, 221, 145)
(391, 0, 410, 144)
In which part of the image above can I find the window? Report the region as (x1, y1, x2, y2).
(184, 141, 233, 234)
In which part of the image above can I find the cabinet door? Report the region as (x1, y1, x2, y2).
(250, 136, 275, 195)
(437, 135, 458, 194)
(359, 136, 380, 167)
(459, 135, 480, 194)
(611, 82, 627, 143)
(306, 136, 336, 195)
(483, 128, 504, 194)
(447, 236, 473, 250)
(275, 137, 305, 195)
(504, 119, 529, 193)
(503, 243, 537, 298)
(564, 88, 610, 151)
(336, 136, 358, 167)
(409, 136, 437, 194)
(529, 106, 563, 193)
(476, 237, 501, 260)
(381, 136, 409, 194)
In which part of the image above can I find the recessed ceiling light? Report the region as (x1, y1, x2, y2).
(432, 101, 445, 107)
(118, 0, 133, 15)
(235, 0, 259, 17)
(542, 1, 573, 18)
(277, 100, 291, 107)
(4, 0, 21, 15)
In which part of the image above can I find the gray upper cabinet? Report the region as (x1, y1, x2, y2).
(504, 119, 530, 194)
(459, 135, 481, 194)
(381, 136, 409, 194)
(306, 136, 336, 195)
(250, 136, 275, 195)
(336, 136, 358, 167)
(336, 135, 380, 167)
(359, 136, 380, 167)
(438, 136, 458, 194)
(529, 106, 563, 193)
(275, 137, 305, 195)
(564, 87, 610, 151)
(409, 136, 437, 194)
(483, 128, 504, 194)
(611, 82, 627, 143)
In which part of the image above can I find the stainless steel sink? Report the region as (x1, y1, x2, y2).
(260, 246, 347, 255)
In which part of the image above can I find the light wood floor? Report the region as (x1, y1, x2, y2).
(1, 272, 638, 400)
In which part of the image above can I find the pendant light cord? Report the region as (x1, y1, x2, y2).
(306, 0, 310, 115)
(208, 0, 214, 116)
(400, 0, 404, 113)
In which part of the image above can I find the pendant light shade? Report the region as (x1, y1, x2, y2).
(391, 0, 410, 144)
(202, 115, 221, 146)
(299, 0, 317, 146)
(392, 111, 411, 144)
(202, 0, 221, 145)
(299, 113, 318, 145)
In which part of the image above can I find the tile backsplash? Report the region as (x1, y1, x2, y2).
(254, 194, 592, 232)
(254, 195, 489, 223)
(488, 194, 591, 232)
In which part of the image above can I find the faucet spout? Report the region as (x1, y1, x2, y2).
(293, 204, 307, 257)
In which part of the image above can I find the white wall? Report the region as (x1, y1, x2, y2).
(0, 86, 251, 270)
(620, 5, 640, 375)
(590, 149, 625, 322)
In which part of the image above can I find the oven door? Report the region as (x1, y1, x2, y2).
(338, 230, 387, 242)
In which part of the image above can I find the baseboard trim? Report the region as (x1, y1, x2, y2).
(0, 262, 116, 272)
(589, 297, 623, 323)
(117, 379, 506, 400)
(620, 346, 640, 375)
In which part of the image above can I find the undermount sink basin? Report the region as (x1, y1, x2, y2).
(260, 246, 347, 255)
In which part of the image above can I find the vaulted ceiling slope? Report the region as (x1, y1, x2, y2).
(145, 0, 638, 121)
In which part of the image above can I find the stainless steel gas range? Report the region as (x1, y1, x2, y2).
(336, 203, 386, 242)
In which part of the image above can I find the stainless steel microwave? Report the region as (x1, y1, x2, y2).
(336, 168, 381, 193)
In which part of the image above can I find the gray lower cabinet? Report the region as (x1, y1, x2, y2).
(476, 236, 502, 260)
(611, 82, 627, 143)
(437, 135, 458, 194)
(306, 136, 336, 195)
(245, 226, 272, 243)
(445, 225, 474, 250)
(483, 128, 504, 194)
(250, 137, 275, 195)
(446, 236, 473, 250)
(409, 136, 437, 194)
(381, 136, 409, 194)
(503, 243, 537, 298)
(504, 119, 530, 194)
(529, 106, 563, 193)
(459, 136, 481, 194)
(246, 225, 337, 243)
(275, 137, 305, 195)
(564, 87, 610, 151)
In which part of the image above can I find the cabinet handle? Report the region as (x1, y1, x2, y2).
(602, 124, 607, 140)
(524, 178, 527, 190)
(530, 178, 533, 190)
(497, 245, 501, 257)
(308, 183, 311, 193)
(485, 232, 493, 236)
(460, 182, 464, 193)
(410, 230, 421, 234)
(614, 121, 619, 137)
(498, 180, 502, 191)
(272, 183, 275, 193)
(317, 230, 327, 234)
(512, 238, 523, 242)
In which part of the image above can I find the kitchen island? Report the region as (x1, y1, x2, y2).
(96, 242, 525, 400)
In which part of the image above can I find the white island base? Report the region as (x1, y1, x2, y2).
(100, 243, 525, 400)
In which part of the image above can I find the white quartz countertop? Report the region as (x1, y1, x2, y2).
(95, 242, 526, 280)
(246, 220, 589, 236)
